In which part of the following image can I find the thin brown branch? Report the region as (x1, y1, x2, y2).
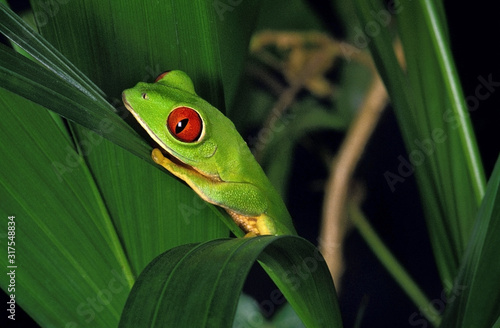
(319, 39, 404, 288)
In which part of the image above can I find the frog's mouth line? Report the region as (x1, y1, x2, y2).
(155, 146, 191, 169)
(154, 144, 222, 182)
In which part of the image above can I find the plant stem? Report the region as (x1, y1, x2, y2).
(349, 203, 442, 327)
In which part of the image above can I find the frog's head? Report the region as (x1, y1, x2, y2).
(122, 70, 221, 175)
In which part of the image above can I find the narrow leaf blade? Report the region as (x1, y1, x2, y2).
(441, 155, 500, 327)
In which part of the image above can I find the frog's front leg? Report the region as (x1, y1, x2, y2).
(152, 148, 275, 236)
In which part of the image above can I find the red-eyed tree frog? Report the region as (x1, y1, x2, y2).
(122, 70, 296, 236)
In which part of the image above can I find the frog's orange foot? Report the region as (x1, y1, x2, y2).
(226, 210, 276, 237)
(151, 148, 166, 164)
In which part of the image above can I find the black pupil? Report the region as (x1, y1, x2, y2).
(175, 119, 189, 134)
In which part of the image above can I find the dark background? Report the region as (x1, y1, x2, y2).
(3, 1, 498, 327)
(250, 1, 499, 327)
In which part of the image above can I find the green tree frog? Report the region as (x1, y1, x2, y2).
(122, 70, 296, 236)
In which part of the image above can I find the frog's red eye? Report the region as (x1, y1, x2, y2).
(155, 71, 171, 82)
(167, 107, 203, 142)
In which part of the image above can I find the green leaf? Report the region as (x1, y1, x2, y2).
(416, 0, 485, 200)
(0, 2, 104, 99)
(440, 155, 500, 328)
(354, 0, 486, 285)
(29, 0, 260, 111)
(0, 43, 150, 160)
(119, 236, 342, 328)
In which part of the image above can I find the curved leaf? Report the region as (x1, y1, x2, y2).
(119, 236, 342, 328)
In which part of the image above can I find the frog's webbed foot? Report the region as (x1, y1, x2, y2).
(227, 211, 277, 237)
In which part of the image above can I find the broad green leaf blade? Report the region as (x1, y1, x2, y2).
(213, 0, 264, 110)
(441, 155, 500, 328)
(29, 0, 261, 111)
(119, 236, 342, 328)
(258, 240, 341, 328)
(0, 89, 133, 327)
(354, 0, 486, 285)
